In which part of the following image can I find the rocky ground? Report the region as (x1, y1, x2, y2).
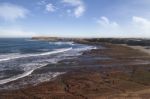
(0, 43, 150, 99)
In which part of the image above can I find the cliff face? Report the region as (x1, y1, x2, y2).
(32, 37, 63, 41)
(31, 37, 88, 43)
(32, 37, 150, 46)
(84, 38, 150, 46)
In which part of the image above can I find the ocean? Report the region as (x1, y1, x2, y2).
(0, 38, 94, 90)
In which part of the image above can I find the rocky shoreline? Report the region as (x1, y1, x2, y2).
(0, 42, 150, 99)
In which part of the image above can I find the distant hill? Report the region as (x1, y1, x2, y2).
(32, 37, 150, 46)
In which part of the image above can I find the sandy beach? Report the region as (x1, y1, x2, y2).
(129, 46, 150, 55)
(0, 42, 150, 99)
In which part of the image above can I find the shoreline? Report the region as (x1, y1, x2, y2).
(129, 45, 150, 55)
(0, 43, 150, 99)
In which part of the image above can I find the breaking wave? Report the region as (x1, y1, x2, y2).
(0, 48, 72, 85)
(0, 47, 72, 62)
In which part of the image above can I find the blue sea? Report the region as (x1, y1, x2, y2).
(0, 38, 94, 90)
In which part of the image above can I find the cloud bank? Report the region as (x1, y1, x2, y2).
(0, 3, 29, 21)
(0, 26, 37, 37)
(97, 16, 150, 38)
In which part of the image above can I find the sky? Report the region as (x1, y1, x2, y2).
(0, 0, 150, 38)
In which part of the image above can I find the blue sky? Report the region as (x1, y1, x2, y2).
(0, 0, 150, 38)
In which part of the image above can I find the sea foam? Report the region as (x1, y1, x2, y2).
(0, 48, 72, 85)
(0, 70, 34, 85)
(0, 47, 72, 62)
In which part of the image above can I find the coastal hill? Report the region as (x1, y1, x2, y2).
(31, 36, 83, 41)
(32, 37, 64, 41)
(32, 36, 89, 44)
(32, 37, 150, 46)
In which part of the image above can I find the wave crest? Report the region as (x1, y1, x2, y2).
(0, 47, 72, 62)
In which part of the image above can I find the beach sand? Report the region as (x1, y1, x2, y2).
(0, 43, 150, 99)
(129, 46, 150, 55)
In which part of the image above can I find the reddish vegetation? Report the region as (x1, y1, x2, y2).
(0, 43, 150, 99)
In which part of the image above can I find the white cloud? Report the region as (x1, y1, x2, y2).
(62, 0, 85, 18)
(99, 17, 109, 24)
(45, 3, 56, 12)
(97, 16, 119, 27)
(97, 16, 122, 37)
(0, 27, 37, 37)
(132, 16, 150, 34)
(0, 3, 29, 21)
(97, 16, 150, 38)
(74, 5, 85, 17)
(37, 0, 46, 6)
